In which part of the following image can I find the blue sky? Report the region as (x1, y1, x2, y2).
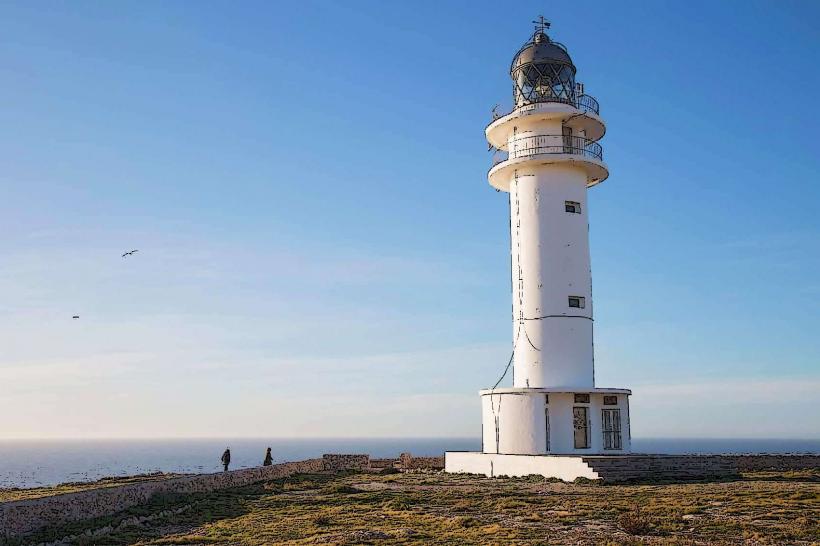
(1, 1, 818, 439)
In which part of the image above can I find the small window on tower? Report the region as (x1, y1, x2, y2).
(565, 201, 581, 214)
(568, 296, 585, 308)
(603, 395, 618, 405)
(574, 393, 590, 404)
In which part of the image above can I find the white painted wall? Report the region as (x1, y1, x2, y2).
(481, 391, 631, 455)
(445, 452, 599, 481)
(482, 392, 547, 455)
(509, 164, 594, 389)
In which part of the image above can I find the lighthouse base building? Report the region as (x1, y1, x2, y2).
(445, 21, 634, 480)
(445, 387, 632, 480)
(446, 21, 743, 482)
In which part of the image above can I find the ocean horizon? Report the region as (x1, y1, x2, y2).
(1, 437, 818, 489)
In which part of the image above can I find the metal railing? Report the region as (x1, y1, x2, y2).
(521, 94, 600, 115)
(491, 93, 600, 122)
(491, 134, 603, 166)
(575, 94, 599, 115)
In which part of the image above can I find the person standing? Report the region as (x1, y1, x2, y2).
(263, 447, 273, 466)
(221, 447, 231, 471)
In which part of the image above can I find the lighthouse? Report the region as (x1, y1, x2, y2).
(446, 19, 633, 479)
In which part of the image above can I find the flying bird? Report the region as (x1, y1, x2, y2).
(121, 249, 139, 257)
(72, 315, 79, 319)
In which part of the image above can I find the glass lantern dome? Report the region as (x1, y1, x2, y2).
(510, 30, 577, 108)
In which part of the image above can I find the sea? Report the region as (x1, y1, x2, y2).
(1, 438, 817, 489)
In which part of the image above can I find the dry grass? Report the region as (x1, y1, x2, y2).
(6, 470, 819, 545)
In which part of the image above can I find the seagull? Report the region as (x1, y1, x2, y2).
(121, 249, 139, 257)
(72, 315, 80, 319)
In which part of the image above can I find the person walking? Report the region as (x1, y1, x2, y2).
(221, 447, 231, 472)
(263, 447, 273, 466)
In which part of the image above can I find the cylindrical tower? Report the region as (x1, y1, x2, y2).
(497, 29, 603, 390)
(446, 21, 634, 476)
(479, 21, 629, 457)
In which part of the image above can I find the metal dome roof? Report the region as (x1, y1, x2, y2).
(510, 32, 576, 75)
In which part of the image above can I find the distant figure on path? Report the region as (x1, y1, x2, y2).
(263, 447, 273, 466)
(221, 448, 231, 471)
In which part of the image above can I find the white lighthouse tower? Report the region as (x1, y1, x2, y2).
(446, 19, 633, 479)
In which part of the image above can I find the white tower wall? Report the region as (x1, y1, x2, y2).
(510, 165, 594, 388)
(481, 392, 547, 454)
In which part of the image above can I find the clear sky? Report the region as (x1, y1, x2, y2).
(1, 1, 818, 440)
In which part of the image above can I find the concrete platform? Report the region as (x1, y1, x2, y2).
(445, 451, 739, 482)
(445, 452, 598, 481)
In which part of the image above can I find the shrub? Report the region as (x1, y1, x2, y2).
(618, 506, 652, 535)
(384, 498, 412, 511)
(455, 516, 480, 528)
(451, 499, 473, 512)
(573, 476, 601, 485)
(313, 514, 331, 526)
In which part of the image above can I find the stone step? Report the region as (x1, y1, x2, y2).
(580, 455, 739, 482)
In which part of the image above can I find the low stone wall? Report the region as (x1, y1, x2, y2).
(368, 458, 397, 469)
(1, 457, 334, 539)
(399, 453, 444, 470)
(720, 454, 820, 472)
(366, 453, 445, 471)
(322, 454, 369, 471)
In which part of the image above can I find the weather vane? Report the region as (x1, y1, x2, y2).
(532, 15, 551, 33)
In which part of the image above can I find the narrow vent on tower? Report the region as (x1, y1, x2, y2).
(604, 395, 618, 405)
(574, 393, 590, 403)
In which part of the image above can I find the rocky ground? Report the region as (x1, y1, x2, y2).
(6, 469, 819, 545)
